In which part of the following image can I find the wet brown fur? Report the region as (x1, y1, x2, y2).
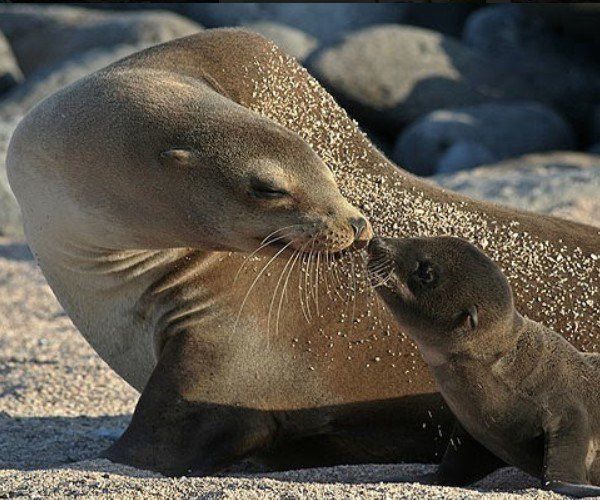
(370, 236, 600, 496)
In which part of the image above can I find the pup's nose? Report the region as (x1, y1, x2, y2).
(367, 237, 385, 256)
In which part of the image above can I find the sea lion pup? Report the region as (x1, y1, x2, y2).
(6, 29, 599, 476)
(368, 236, 600, 497)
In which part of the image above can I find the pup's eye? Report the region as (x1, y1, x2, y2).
(250, 181, 289, 199)
(414, 261, 436, 285)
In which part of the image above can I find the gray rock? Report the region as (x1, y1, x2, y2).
(404, 4, 478, 38)
(242, 22, 318, 62)
(393, 102, 575, 176)
(436, 142, 497, 175)
(464, 5, 557, 58)
(0, 5, 202, 76)
(308, 25, 540, 133)
(523, 4, 600, 44)
(0, 30, 23, 95)
(463, 5, 600, 126)
(0, 43, 150, 123)
(183, 3, 406, 44)
(433, 152, 600, 227)
(311, 24, 600, 133)
(592, 105, 600, 145)
(0, 118, 21, 236)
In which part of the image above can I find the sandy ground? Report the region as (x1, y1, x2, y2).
(0, 235, 573, 499)
(1, 174, 598, 498)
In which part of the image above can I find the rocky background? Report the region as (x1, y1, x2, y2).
(0, 3, 599, 236)
(0, 4, 598, 498)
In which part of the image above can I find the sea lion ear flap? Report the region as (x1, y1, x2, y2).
(456, 305, 478, 331)
(159, 148, 194, 167)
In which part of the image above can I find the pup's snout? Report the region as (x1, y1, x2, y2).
(349, 217, 373, 249)
(367, 236, 387, 256)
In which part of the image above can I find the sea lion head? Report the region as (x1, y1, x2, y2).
(25, 71, 373, 254)
(153, 101, 373, 254)
(367, 236, 516, 359)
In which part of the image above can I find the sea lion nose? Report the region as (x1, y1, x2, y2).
(349, 217, 372, 249)
(350, 217, 367, 239)
(367, 237, 385, 256)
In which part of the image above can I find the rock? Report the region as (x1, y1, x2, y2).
(404, 4, 478, 38)
(0, 118, 21, 235)
(589, 144, 600, 155)
(0, 44, 151, 123)
(591, 105, 600, 145)
(462, 5, 600, 126)
(182, 3, 406, 44)
(311, 23, 600, 134)
(434, 152, 600, 228)
(393, 102, 575, 176)
(0, 5, 202, 76)
(308, 25, 539, 133)
(0, 30, 23, 95)
(242, 22, 318, 62)
(436, 142, 497, 175)
(523, 4, 600, 45)
(464, 5, 556, 58)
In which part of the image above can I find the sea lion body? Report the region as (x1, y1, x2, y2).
(369, 236, 600, 496)
(6, 29, 600, 475)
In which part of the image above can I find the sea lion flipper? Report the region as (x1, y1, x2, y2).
(422, 421, 505, 487)
(103, 331, 275, 476)
(543, 407, 592, 490)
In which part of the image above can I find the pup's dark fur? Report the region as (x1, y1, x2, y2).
(369, 236, 600, 498)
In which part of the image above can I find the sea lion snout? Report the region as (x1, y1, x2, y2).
(349, 216, 373, 249)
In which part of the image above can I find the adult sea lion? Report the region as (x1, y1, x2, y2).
(368, 236, 600, 497)
(7, 29, 600, 475)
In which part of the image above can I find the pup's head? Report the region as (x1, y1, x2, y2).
(368, 236, 516, 359)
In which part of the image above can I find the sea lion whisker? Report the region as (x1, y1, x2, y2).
(276, 247, 302, 338)
(234, 231, 295, 283)
(267, 243, 299, 338)
(260, 224, 302, 245)
(296, 240, 312, 324)
(314, 250, 322, 316)
(234, 240, 294, 332)
(303, 238, 317, 321)
(349, 252, 358, 331)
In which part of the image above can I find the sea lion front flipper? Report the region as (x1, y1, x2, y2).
(543, 407, 593, 494)
(418, 421, 505, 486)
(103, 331, 275, 476)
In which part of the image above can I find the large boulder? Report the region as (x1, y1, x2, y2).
(404, 4, 478, 38)
(308, 25, 538, 134)
(463, 5, 600, 127)
(310, 24, 600, 134)
(434, 152, 600, 228)
(182, 3, 406, 44)
(0, 117, 21, 235)
(523, 4, 600, 45)
(394, 102, 575, 176)
(0, 43, 149, 123)
(0, 5, 202, 76)
(0, 30, 23, 95)
(242, 22, 318, 63)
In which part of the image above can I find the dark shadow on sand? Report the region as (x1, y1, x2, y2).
(0, 407, 538, 493)
(0, 241, 33, 262)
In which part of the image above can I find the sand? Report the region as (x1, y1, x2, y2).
(0, 233, 572, 499)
